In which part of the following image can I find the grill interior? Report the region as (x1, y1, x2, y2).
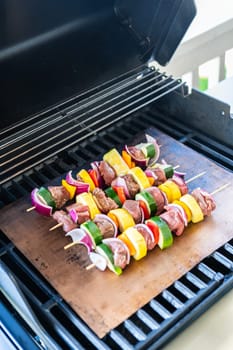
(0, 70, 233, 349)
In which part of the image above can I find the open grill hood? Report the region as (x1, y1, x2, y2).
(0, 0, 196, 130)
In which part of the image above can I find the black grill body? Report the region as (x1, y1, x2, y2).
(1, 1, 233, 350)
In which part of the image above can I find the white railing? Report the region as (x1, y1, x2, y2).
(155, 17, 233, 90)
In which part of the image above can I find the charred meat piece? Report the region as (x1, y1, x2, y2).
(93, 188, 118, 213)
(98, 160, 116, 186)
(52, 210, 77, 232)
(48, 186, 70, 209)
(123, 174, 140, 198)
(191, 188, 216, 216)
(123, 199, 142, 224)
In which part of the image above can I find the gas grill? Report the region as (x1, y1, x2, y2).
(1, 1, 233, 349)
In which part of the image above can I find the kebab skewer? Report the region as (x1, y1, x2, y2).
(81, 183, 229, 274)
(50, 168, 205, 233)
(26, 135, 160, 212)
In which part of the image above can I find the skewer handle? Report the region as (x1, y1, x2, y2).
(49, 222, 63, 231)
(64, 241, 78, 250)
(86, 263, 96, 270)
(211, 183, 230, 196)
(186, 171, 206, 184)
(26, 206, 36, 212)
(173, 165, 180, 170)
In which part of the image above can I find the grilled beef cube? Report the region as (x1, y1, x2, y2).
(93, 188, 118, 213)
(123, 174, 140, 198)
(48, 186, 70, 208)
(123, 199, 142, 224)
(99, 160, 116, 186)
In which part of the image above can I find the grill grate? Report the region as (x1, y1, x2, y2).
(0, 67, 187, 185)
(1, 108, 233, 208)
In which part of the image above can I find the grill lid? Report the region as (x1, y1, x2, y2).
(0, 0, 196, 130)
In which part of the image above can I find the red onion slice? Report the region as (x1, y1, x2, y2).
(94, 214, 118, 237)
(69, 208, 78, 223)
(145, 169, 158, 181)
(124, 145, 148, 167)
(174, 171, 186, 178)
(90, 161, 105, 188)
(66, 170, 90, 194)
(31, 188, 53, 216)
(65, 228, 93, 253)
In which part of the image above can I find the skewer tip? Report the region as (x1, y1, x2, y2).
(26, 206, 36, 212)
(49, 222, 63, 231)
(211, 183, 231, 196)
(64, 241, 77, 250)
(86, 263, 96, 270)
(186, 171, 206, 184)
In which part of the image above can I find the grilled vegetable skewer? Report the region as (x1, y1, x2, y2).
(50, 170, 205, 232)
(73, 184, 227, 274)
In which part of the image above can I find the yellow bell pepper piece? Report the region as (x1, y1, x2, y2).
(118, 232, 136, 256)
(164, 180, 181, 202)
(108, 208, 135, 232)
(180, 194, 204, 223)
(62, 179, 76, 199)
(124, 227, 147, 260)
(76, 192, 100, 219)
(128, 167, 150, 191)
(173, 199, 192, 223)
(103, 148, 129, 176)
(158, 183, 172, 203)
(77, 169, 96, 192)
